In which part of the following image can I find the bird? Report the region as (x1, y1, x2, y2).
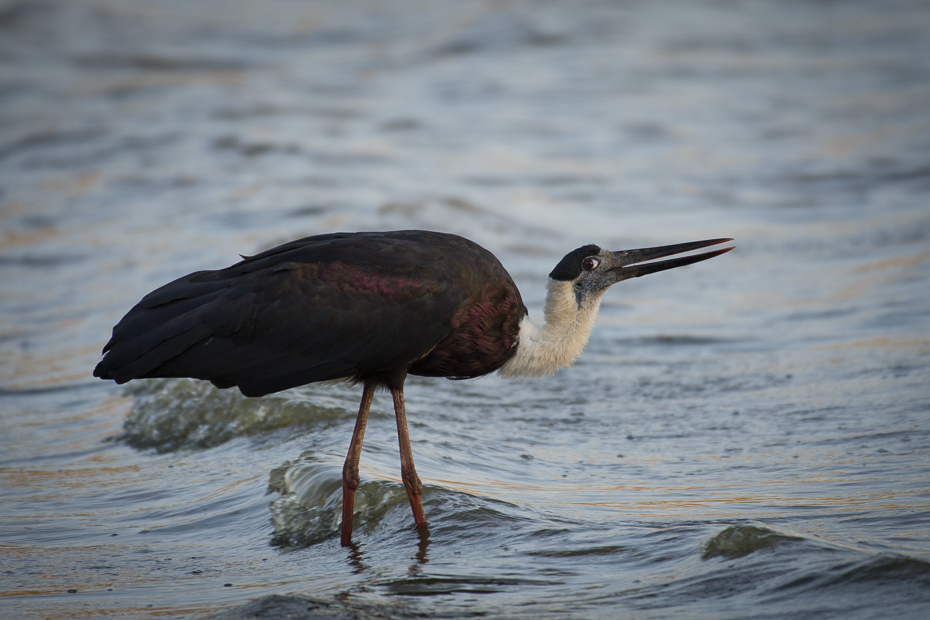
(94, 230, 733, 546)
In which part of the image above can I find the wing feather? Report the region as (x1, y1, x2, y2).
(94, 231, 476, 396)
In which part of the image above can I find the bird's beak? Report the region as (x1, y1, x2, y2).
(607, 238, 734, 281)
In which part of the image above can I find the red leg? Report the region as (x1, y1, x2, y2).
(392, 387, 427, 530)
(341, 382, 375, 547)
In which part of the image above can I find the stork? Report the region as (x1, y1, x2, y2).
(94, 230, 733, 545)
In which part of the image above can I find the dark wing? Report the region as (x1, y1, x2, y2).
(93, 231, 472, 396)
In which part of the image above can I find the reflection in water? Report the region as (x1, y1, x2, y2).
(414, 527, 431, 569)
(346, 543, 369, 576)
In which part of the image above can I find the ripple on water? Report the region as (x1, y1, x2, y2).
(613, 523, 930, 617)
(266, 452, 530, 549)
(121, 378, 351, 452)
(702, 523, 807, 560)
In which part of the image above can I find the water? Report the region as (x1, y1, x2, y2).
(2, 0, 929, 618)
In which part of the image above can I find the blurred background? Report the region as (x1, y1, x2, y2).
(1, 1, 929, 618)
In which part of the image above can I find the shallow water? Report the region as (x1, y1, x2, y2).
(2, 0, 930, 618)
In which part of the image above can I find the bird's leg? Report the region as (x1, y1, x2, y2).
(341, 382, 375, 547)
(392, 387, 427, 530)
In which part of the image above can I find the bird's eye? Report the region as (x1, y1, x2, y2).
(582, 257, 600, 271)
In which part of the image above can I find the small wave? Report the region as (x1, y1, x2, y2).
(72, 52, 250, 72)
(758, 545, 930, 613)
(267, 456, 410, 547)
(702, 524, 804, 560)
(770, 553, 930, 597)
(527, 544, 628, 558)
(266, 454, 527, 548)
(0, 253, 87, 268)
(382, 575, 558, 596)
(621, 524, 930, 614)
(121, 379, 346, 452)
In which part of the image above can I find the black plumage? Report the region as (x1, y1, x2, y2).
(95, 231, 525, 396)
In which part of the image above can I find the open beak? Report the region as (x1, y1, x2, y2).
(608, 238, 734, 281)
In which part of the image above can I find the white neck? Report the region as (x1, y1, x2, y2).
(498, 279, 606, 379)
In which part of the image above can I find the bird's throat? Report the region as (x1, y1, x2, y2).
(498, 280, 604, 379)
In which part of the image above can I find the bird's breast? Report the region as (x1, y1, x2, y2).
(408, 281, 525, 379)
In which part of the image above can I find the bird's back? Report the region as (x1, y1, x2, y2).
(94, 231, 526, 396)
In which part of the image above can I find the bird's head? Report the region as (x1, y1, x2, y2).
(549, 238, 734, 309)
(501, 237, 733, 379)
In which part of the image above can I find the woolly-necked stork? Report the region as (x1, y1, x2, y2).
(94, 230, 733, 545)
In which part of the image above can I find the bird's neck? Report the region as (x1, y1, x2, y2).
(499, 279, 605, 379)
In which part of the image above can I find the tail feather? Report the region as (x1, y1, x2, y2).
(95, 322, 213, 383)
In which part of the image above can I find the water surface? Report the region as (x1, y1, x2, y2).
(2, 1, 929, 618)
